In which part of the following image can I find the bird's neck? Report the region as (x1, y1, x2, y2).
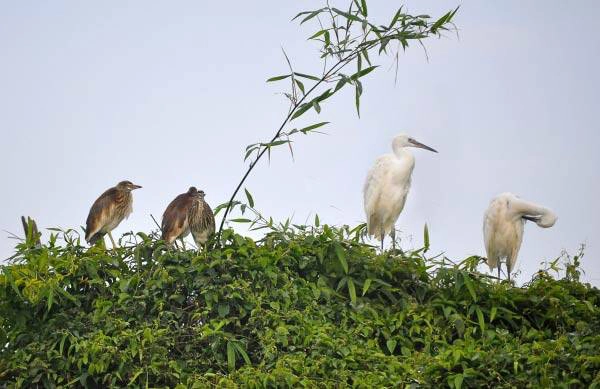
(393, 147, 413, 161)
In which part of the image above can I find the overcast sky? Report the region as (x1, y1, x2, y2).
(1, 1, 598, 285)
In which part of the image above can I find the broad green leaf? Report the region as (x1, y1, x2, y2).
(490, 306, 498, 322)
(386, 339, 397, 354)
(233, 342, 251, 365)
(454, 374, 464, 389)
(227, 341, 236, 372)
(314, 214, 320, 227)
(362, 278, 372, 296)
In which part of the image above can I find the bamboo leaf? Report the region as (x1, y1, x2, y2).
(347, 277, 357, 304)
(244, 188, 254, 208)
(227, 341, 236, 372)
(294, 72, 320, 81)
(462, 272, 477, 302)
(266, 74, 291, 82)
(300, 121, 329, 134)
(333, 242, 348, 274)
(332, 7, 363, 22)
(362, 278, 372, 296)
(350, 65, 378, 80)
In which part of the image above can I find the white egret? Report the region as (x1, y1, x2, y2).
(363, 134, 438, 250)
(483, 192, 557, 281)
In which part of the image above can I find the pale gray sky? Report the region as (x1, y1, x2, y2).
(1, 1, 599, 285)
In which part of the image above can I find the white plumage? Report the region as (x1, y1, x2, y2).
(363, 134, 437, 249)
(483, 192, 557, 281)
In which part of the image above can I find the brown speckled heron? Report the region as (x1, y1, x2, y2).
(190, 190, 215, 249)
(161, 187, 215, 250)
(85, 180, 142, 248)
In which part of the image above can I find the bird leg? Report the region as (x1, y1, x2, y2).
(497, 264, 501, 281)
(173, 240, 180, 250)
(390, 228, 396, 251)
(180, 238, 187, 251)
(108, 232, 118, 249)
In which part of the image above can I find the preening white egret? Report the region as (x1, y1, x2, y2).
(363, 134, 438, 250)
(483, 192, 557, 281)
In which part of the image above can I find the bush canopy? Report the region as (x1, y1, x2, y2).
(1, 225, 599, 388)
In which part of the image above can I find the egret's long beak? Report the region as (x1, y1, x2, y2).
(523, 215, 540, 222)
(409, 139, 438, 153)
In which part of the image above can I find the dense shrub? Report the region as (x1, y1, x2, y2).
(1, 225, 599, 388)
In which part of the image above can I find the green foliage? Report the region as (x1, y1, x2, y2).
(1, 227, 599, 387)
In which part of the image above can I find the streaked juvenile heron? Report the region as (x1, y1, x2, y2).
(190, 190, 215, 249)
(162, 187, 215, 250)
(161, 187, 198, 248)
(483, 192, 557, 281)
(85, 180, 142, 248)
(363, 134, 437, 250)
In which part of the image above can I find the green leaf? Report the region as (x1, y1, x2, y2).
(462, 272, 477, 302)
(312, 100, 321, 114)
(314, 214, 320, 227)
(332, 7, 363, 22)
(347, 278, 356, 304)
(386, 339, 397, 354)
(360, 0, 368, 16)
(244, 188, 254, 208)
(454, 374, 464, 389)
(308, 29, 327, 40)
(47, 288, 54, 312)
(423, 223, 430, 252)
(362, 278, 372, 296)
(355, 84, 361, 117)
(128, 369, 144, 386)
(233, 343, 251, 365)
(291, 103, 312, 120)
(333, 242, 348, 274)
(350, 65, 378, 80)
(299, 122, 329, 134)
(295, 79, 305, 95)
(293, 72, 320, 81)
(475, 306, 485, 332)
(230, 218, 252, 223)
(227, 341, 236, 372)
(218, 303, 230, 317)
(490, 306, 498, 322)
(266, 74, 291, 82)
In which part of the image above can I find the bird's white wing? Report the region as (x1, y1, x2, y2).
(363, 155, 395, 236)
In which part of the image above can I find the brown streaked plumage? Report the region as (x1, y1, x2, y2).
(190, 190, 215, 249)
(161, 187, 199, 245)
(85, 180, 142, 247)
